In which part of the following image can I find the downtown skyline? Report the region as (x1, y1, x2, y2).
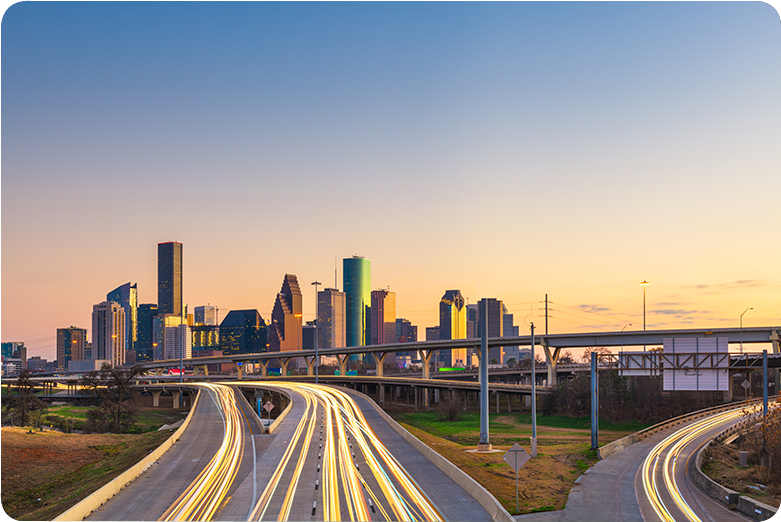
(2, 2, 780, 362)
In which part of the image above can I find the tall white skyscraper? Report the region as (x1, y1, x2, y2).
(91, 301, 126, 368)
(164, 323, 192, 360)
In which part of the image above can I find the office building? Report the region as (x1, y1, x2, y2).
(194, 305, 217, 326)
(56, 327, 88, 371)
(192, 325, 220, 353)
(439, 290, 467, 367)
(107, 282, 138, 361)
(158, 242, 183, 316)
(426, 326, 441, 341)
(91, 301, 126, 367)
(268, 274, 303, 353)
(2, 342, 24, 360)
(343, 256, 371, 348)
(502, 312, 519, 365)
(302, 322, 316, 350)
(136, 304, 158, 362)
(220, 310, 267, 355)
(370, 289, 396, 345)
(395, 318, 418, 343)
(152, 314, 185, 360)
(318, 288, 346, 349)
(478, 298, 504, 363)
(164, 323, 192, 361)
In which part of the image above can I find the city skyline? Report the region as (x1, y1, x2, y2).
(2, 2, 780, 362)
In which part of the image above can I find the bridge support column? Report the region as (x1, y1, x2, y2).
(542, 339, 561, 387)
(259, 360, 270, 378)
(194, 365, 208, 376)
(233, 363, 244, 380)
(379, 385, 385, 407)
(280, 358, 291, 376)
(418, 349, 435, 410)
(336, 354, 348, 376)
(151, 390, 162, 407)
(172, 390, 181, 409)
(155, 368, 163, 376)
(372, 352, 388, 377)
(414, 388, 418, 411)
(304, 356, 316, 377)
(771, 330, 780, 395)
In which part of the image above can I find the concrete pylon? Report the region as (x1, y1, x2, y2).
(280, 358, 291, 376)
(259, 360, 270, 378)
(304, 356, 316, 377)
(336, 354, 349, 376)
(172, 390, 181, 409)
(542, 339, 561, 386)
(372, 352, 388, 377)
(151, 389, 162, 407)
(233, 363, 244, 380)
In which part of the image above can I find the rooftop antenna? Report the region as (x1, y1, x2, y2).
(335, 255, 338, 289)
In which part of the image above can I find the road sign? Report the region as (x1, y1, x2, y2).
(503, 443, 530, 472)
(263, 401, 275, 413)
(504, 442, 531, 513)
(742, 380, 751, 390)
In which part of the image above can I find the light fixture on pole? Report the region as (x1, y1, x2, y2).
(740, 307, 753, 355)
(312, 281, 321, 384)
(639, 281, 650, 352)
(620, 324, 632, 355)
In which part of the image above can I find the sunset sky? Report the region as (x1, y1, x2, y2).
(2, 2, 780, 362)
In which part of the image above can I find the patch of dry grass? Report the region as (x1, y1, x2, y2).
(1, 427, 172, 520)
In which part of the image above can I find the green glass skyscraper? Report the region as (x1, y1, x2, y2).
(343, 256, 371, 347)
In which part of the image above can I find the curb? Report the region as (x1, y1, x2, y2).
(343, 387, 516, 522)
(692, 439, 778, 521)
(54, 387, 202, 521)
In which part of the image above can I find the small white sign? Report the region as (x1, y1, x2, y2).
(742, 380, 751, 390)
(503, 442, 531, 472)
(263, 401, 275, 413)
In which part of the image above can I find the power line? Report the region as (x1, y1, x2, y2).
(549, 300, 635, 324)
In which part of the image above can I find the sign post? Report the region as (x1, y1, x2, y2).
(263, 400, 274, 428)
(503, 443, 531, 513)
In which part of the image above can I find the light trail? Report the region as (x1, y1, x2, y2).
(159, 383, 247, 522)
(640, 406, 756, 522)
(248, 382, 445, 522)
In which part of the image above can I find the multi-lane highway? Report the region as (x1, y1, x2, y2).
(87, 381, 493, 521)
(638, 406, 758, 522)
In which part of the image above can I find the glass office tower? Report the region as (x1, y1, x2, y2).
(158, 242, 183, 316)
(107, 282, 138, 361)
(343, 256, 371, 348)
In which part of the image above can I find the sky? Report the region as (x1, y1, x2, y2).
(2, 2, 780, 363)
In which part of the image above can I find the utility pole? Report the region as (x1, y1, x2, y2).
(531, 322, 537, 457)
(545, 295, 548, 335)
(478, 302, 491, 451)
(312, 281, 321, 384)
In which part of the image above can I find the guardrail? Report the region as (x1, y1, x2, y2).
(693, 435, 778, 520)
(598, 396, 777, 460)
(54, 389, 203, 521)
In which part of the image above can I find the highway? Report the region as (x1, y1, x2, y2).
(86, 382, 492, 521)
(638, 406, 756, 522)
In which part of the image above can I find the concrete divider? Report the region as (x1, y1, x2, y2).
(343, 387, 516, 522)
(54, 388, 202, 521)
(692, 439, 778, 521)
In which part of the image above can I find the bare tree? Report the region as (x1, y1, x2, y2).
(79, 363, 140, 433)
(3, 370, 46, 427)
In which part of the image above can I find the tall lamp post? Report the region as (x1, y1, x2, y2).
(740, 308, 753, 355)
(639, 281, 650, 352)
(312, 281, 321, 384)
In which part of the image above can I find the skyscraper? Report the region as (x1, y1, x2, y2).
(220, 310, 268, 355)
(107, 282, 137, 361)
(370, 289, 396, 345)
(136, 304, 158, 362)
(439, 290, 467, 367)
(56, 327, 87, 371)
(478, 298, 504, 363)
(318, 288, 346, 349)
(91, 301, 126, 367)
(158, 242, 183, 316)
(194, 305, 217, 325)
(344, 256, 371, 348)
(268, 274, 303, 353)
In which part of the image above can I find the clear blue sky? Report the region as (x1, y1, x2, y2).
(2, 2, 780, 360)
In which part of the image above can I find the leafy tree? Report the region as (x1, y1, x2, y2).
(505, 357, 517, 368)
(3, 370, 47, 427)
(79, 363, 140, 433)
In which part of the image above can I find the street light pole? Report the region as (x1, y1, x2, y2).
(312, 281, 321, 384)
(639, 281, 650, 352)
(740, 307, 753, 355)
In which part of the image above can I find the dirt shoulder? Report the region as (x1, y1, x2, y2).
(1, 427, 173, 521)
